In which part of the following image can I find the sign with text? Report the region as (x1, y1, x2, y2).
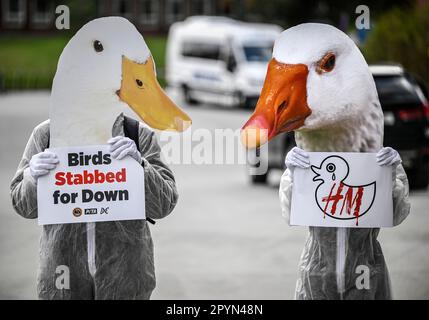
(37, 145, 145, 225)
(290, 152, 393, 228)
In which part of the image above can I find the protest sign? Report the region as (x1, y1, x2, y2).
(290, 152, 393, 228)
(37, 145, 145, 225)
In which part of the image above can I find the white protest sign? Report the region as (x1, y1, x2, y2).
(37, 145, 145, 225)
(290, 152, 393, 228)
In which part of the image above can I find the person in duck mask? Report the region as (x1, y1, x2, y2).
(10, 17, 191, 300)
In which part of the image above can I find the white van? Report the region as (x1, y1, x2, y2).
(166, 16, 282, 107)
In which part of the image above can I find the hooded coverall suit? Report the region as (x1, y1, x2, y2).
(279, 164, 410, 300)
(10, 115, 178, 299)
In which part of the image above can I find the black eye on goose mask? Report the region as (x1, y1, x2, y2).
(316, 52, 335, 74)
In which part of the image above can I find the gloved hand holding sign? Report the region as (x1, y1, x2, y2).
(108, 136, 142, 164)
(29, 151, 59, 184)
(377, 147, 402, 185)
(376, 147, 402, 167)
(285, 147, 310, 174)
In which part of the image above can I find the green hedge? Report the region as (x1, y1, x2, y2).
(0, 35, 167, 90)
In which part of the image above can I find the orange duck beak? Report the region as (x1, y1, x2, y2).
(241, 58, 311, 149)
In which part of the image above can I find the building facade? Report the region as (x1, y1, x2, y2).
(0, 0, 55, 31)
(0, 0, 249, 33)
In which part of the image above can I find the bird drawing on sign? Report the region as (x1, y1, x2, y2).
(311, 155, 376, 226)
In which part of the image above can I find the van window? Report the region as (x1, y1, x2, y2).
(243, 44, 273, 62)
(181, 41, 221, 60)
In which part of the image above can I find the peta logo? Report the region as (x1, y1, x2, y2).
(311, 156, 376, 226)
(84, 208, 97, 215)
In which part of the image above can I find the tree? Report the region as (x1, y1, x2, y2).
(364, 4, 429, 87)
(246, 0, 409, 28)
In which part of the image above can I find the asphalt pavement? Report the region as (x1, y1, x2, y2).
(0, 91, 428, 299)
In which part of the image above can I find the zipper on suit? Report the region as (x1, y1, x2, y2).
(87, 222, 96, 278)
(336, 227, 347, 299)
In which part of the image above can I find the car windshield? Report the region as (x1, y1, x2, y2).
(374, 75, 422, 107)
(242, 44, 273, 62)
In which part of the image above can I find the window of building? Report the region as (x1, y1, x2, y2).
(181, 41, 222, 60)
(31, 0, 54, 26)
(165, 0, 184, 24)
(36, 0, 49, 12)
(217, 0, 231, 16)
(191, 0, 211, 15)
(112, 0, 134, 19)
(139, 0, 159, 26)
(2, 0, 26, 27)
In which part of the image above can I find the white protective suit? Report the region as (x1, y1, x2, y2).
(280, 155, 410, 299)
(11, 115, 178, 299)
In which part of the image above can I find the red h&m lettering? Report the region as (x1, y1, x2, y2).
(321, 182, 364, 226)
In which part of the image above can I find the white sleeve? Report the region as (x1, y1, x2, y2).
(279, 168, 293, 225)
(392, 164, 411, 226)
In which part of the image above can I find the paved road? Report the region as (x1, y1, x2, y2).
(0, 91, 428, 299)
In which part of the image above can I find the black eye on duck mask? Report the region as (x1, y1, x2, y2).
(93, 40, 104, 53)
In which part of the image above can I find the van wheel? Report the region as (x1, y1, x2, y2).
(234, 91, 245, 108)
(250, 172, 268, 184)
(182, 85, 198, 105)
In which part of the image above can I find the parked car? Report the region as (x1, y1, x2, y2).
(166, 16, 282, 108)
(249, 64, 429, 189)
